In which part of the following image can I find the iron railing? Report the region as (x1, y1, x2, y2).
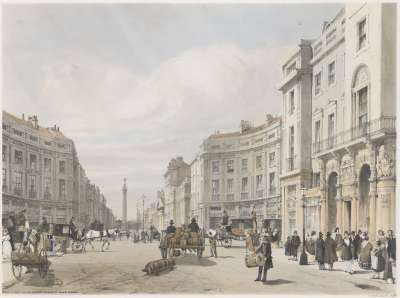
(256, 189, 263, 198)
(226, 194, 234, 201)
(313, 116, 396, 154)
(13, 187, 23, 196)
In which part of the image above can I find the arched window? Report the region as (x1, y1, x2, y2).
(352, 65, 370, 135)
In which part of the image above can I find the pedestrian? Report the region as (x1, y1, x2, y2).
(254, 233, 273, 282)
(166, 220, 176, 235)
(324, 232, 337, 271)
(69, 216, 77, 241)
(7, 215, 16, 251)
(342, 231, 354, 274)
(101, 229, 111, 252)
(353, 230, 362, 261)
(386, 229, 396, 281)
(284, 236, 291, 257)
(315, 232, 325, 270)
(333, 227, 343, 261)
(291, 231, 301, 261)
(208, 230, 218, 258)
(372, 239, 386, 279)
(359, 234, 373, 269)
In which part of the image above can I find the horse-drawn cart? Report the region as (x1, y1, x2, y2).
(216, 225, 233, 248)
(159, 229, 205, 259)
(11, 248, 49, 281)
(11, 229, 50, 281)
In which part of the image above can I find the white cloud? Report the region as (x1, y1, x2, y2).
(4, 43, 294, 219)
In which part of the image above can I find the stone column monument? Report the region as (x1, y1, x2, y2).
(122, 178, 127, 229)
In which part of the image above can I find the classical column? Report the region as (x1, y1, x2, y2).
(351, 197, 358, 232)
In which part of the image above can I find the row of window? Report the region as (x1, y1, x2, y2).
(2, 169, 66, 199)
(211, 173, 276, 196)
(314, 86, 368, 146)
(2, 147, 67, 173)
(313, 18, 367, 98)
(211, 153, 276, 174)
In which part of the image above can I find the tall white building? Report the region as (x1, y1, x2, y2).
(191, 116, 282, 231)
(281, 3, 396, 240)
(278, 40, 314, 240)
(310, 3, 396, 240)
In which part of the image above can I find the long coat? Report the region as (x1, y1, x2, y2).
(315, 239, 325, 263)
(256, 241, 273, 269)
(291, 236, 301, 256)
(324, 237, 337, 264)
(341, 239, 353, 261)
(359, 241, 373, 268)
(387, 237, 396, 260)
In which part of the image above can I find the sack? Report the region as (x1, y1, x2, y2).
(245, 253, 258, 268)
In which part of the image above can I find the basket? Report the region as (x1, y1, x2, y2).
(245, 252, 258, 268)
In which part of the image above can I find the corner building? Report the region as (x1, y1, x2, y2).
(191, 116, 282, 231)
(280, 3, 397, 241)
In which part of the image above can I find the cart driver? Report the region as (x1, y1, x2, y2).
(166, 220, 176, 235)
(188, 218, 200, 233)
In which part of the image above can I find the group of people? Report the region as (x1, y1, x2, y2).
(284, 231, 301, 261)
(285, 227, 396, 283)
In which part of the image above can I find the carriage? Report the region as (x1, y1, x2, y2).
(159, 228, 205, 259)
(216, 225, 233, 248)
(11, 228, 50, 281)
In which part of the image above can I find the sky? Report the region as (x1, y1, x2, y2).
(3, 3, 344, 221)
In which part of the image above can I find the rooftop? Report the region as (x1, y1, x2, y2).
(3, 110, 69, 140)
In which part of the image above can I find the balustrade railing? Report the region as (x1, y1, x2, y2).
(313, 116, 396, 154)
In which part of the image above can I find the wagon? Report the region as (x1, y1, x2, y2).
(159, 229, 205, 259)
(11, 230, 50, 281)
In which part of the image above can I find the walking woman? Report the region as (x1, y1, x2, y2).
(342, 231, 354, 274)
(359, 234, 373, 269)
(315, 232, 325, 270)
(324, 232, 337, 271)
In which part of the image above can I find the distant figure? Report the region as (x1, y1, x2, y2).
(102, 229, 111, 252)
(251, 206, 257, 233)
(315, 232, 325, 270)
(290, 231, 301, 261)
(69, 217, 77, 241)
(359, 234, 373, 269)
(324, 232, 337, 271)
(7, 215, 16, 251)
(188, 218, 200, 233)
(166, 220, 176, 235)
(284, 236, 291, 257)
(342, 231, 354, 274)
(222, 210, 229, 226)
(208, 230, 218, 258)
(333, 227, 343, 261)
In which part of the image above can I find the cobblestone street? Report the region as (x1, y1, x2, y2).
(2, 240, 396, 295)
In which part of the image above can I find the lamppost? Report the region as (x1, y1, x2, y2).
(299, 186, 308, 265)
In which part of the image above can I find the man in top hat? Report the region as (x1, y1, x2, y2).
(166, 220, 176, 235)
(188, 218, 200, 233)
(255, 233, 273, 282)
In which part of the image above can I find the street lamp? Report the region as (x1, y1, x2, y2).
(299, 186, 308, 265)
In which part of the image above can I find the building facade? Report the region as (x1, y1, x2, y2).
(309, 3, 396, 240)
(278, 40, 314, 240)
(280, 3, 396, 240)
(191, 116, 282, 231)
(2, 111, 115, 228)
(163, 157, 191, 228)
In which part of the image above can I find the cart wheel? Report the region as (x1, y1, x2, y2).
(38, 249, 48, 278)
(12, 263, 23, 281)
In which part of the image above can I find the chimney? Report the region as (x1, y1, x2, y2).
(22, 113, 25, 120)
(32, 115, 38, 128)
(240, 120, 252, 133)
(266, 114, 274, 123)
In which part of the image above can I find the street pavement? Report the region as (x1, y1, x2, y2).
(2, 239, 397, 294)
